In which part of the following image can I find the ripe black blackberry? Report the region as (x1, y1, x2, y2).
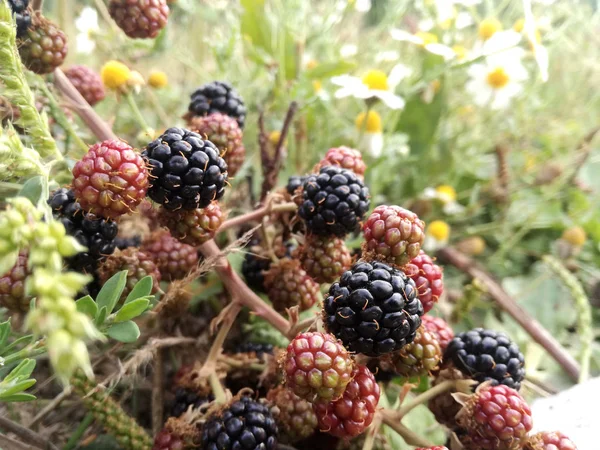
(170, 388, 211, 418)
(241, 250, 271, 293)
(8, 0, 31, 37)
(324, 261, 423, 356)
(48, 188, 117, 273)
(235, 342, 274, 357)
(115, 235, 141, 249)
(298, 166, 370, 237)
(286, 175, 306, 196)
(142, 127, 228, 211)
(445, 328, 526, 390)
(187, 81, 246, 129)
(201, 396, 277, 450)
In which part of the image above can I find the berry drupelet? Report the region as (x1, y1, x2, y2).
(142, 127, 228, 211)
(142, 230, 198, 281)
(72, 139, 149, 220)
(158, 203, 225, 246)
(18, 13, 68, 74)
(242, 247, 272, 293)
(324, 261, 424, 357)
(98, 248, 161, 299)
(315, 146, 366, 178)
(108, 0, 169, 39)
(298, 166, 370, 237)
(48, 188, 118, 273)
(234, 342, 274, 357)
(298, 235, 352, 284)
(286, 175, 307, 197)
(267, 386, 317, 444)
(200, 396, 278, 450)
(525, 431, 577, 450)
(387, 325, 442, 377)
(7, 0, 31, 37)
(264, 258, 320, 313)
(170, 387, 212, 418)
(0, 252, 32, 313)
(445, 328, 525, 390)
(187, 81, 247, 129)
(403, 250, 443, 313)
(64, 65, 106, 106)
(421, 315, 454, 352)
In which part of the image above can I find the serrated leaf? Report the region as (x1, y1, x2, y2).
(95, 306, 108, 326)
(18, 176, 44, 205)
(96, 271, 127, 315)
(124, 276, 153, 305)
(106, 321, 140, 343)
(0, 251, 18, 277)
(0, 393, 36, 402)
(76, 295, 98, 319)
(114, 298, 150, 323)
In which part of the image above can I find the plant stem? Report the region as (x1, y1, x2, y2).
(380, 410, 434, 448)
(209, 371, 227, 404)
(124, 91, 151, 132)
(217, 202, 297, 233)
(62, 412, 94, 450)
(0, 415, 59, 450)
(397, 380, 456, 418)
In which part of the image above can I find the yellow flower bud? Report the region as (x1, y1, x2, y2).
(435, 185, 456, 203)
(478, 18, 502, 40)
(428, 220, 450, 241)
(101, 61, 131, 90)
(148, 70, 168, 88)
(355, 110, 382, 133)
(562, 226, 586, 247)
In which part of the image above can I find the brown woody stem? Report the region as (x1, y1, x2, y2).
(0, 415, 58, 450)
(218, 202, 297, 233)
(437, 247, 580, 381)
(380, 410, 434, 448)
(397, 379, 456, 418)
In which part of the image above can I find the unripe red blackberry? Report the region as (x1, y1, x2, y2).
(284, 332, 354, 403)
(315, 146, 366, 178)
(0, 252, 32, 313)
(142, 230, 198, 281)
(264, 258, 320, 313)
(158, 203, 225, 246)
(200, 396, 278, 450)
(187, 112, 245, 177)
(403, 250, 443, 313)
(267, 386, 317, 444)
(456, 383, 533, 450)
(109, 0, 169, 39)
(72, 139, 149, 219)
(153, 429, 185, 450)
(64, 65, 106, 106)
(153, 416, 200, 450)
(298, 235, 352, 284)
(98, 248, 161, 299)
(362, 205, 425, 267)
(313, 364, 380, 439)
(525, 431, 577, 450)
(18, 14, 68, 74)
(387, 325, 442, 377)
(421, 315, 454, 352)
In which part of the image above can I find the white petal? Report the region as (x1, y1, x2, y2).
(373, 91, 405, 109)
(453, 0, 482, 5)
(334, 86, 358, 99)
(331, 75, 361, 88)
(435, 0, 454, 23)
(490, 91, 512, 110)
(76, 34, 96, 54)
(375, 50, 400, 62)
(391, 29, 424, 45)
(455, 12, 474, 29)
(443, 202, 466, 215)
(482, 30, 522, 56)
(534, 45, 549, 82)
(355, 0, 372, 12)
(75, 7, 99, 33)
(340, 44, 358, 57)
(362, 133, 384, 158)
(419, 18, 435, 31)
(425, 43, 456, 60)
(422, 187, 439, 199)
(388, 63, 413, 87)
(467, 63, 487, 78)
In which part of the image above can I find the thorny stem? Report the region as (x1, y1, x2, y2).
(396, 379, 456, 418)
(217, 202, 298, 233)
(62, 412, 94, 450)
(437, 247, 581, 382)
(380, 410, 435, 448)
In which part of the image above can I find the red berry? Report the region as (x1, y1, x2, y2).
(284, 332, 354, 403)
(153, 429, 185, 450)
(415, 447, 449, 450)
(298, 235, 352, 284)
(403, 251, 443, 313)
(142, 230, 198, 281)
(456, 384, 533, 450)
(72, 140, 149, 219)
(64, 65, 106, 106)
(421, 315, 454, 351)
(526, 431, 577, 450)
(313, 364, 380, 439)
(109, 0, 169, 39)
(264, 258, 320, 313)
(362, 205, 425, 267)
(267, 385, 318, 443)
(158, 203, 225, 246)
(0, 252, 32, 313)
(316, 146, 366, 178)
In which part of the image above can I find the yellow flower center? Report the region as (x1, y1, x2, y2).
(101, 61, 131, 90)
(452, 45, 467, 60)
(355, 110, 382, 133)
(478, 18, 502, 40)
(312, 80, 323, 93)
(361, 70, 389, 91)
(513, 18, 525, 33)
(415, 31, 439, 45)
(148, 70, 168, 89)
(428, 220, 450, 241)
(486, 67, 510, 89)
(435, 185, 456, 202)
(306, 59, 319, 70)
(562, 226, 586, 247)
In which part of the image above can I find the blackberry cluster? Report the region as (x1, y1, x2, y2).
(142, 127, 228, 211)
(48, 188, 117, 273)
(324, 261, 424, 356)
(445, 328, 525, 390)
(241, 250, 271, 293)
(187, 81, 247, 129)
(170, 388, 211, 417)
(201, 396, 277, 450)
(7, 0, 31, 37)
(298, 166, 370, 237)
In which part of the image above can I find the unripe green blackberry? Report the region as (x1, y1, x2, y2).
(267, 385, 317, 444)
(387, 325, 442, 377)
(98, 248, 161, 300)
(158, 203, 225, 246)
(264, 258, 320, 313)
(0, 252, 32, 313)
(18, 13, 68, 74)
(298, 235, 352, 284)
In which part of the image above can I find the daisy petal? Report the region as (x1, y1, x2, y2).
(373, 91, 405, 109)
(391, 29, 424, 45)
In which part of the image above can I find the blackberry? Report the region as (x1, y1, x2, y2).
(264, 258, 320, 313)
(142, 127, 228, 211)
(324, 261, 423, 356)
(98, 248, 161, 300)
(18, 13, 68, 74)
(170, 388, 211, 418)
(201, 396, 277, 450)
(64, 65, 105, 106)
(186, 81, 246, 129)
(7, 0, 31, 37)
(0, 252, 32, 313)
(109, 0, 169, 39)
(445, 328, 525, 390)
(286, 175, 306, 196)
(115, 235, 142, 249)
(241, 249, 271, 293)
(298, 166, 370, 237)
(234, 342, 274, 357)
(48, 188, 118, 273)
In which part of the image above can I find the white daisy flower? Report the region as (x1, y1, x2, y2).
(355, 111, 384, 157)
(340, 44, 358, 58)
(465, 33, 528, 110)
(390, 29, 457, 61)
(423, 220, 451, 252)
(422, 185, 466, 215)
(354, 0, 372, 12)
(75, 7, 99, 54)
(332, 65, 411, 109)
(522, 0, 549, 82)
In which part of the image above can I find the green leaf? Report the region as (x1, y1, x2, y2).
(306, 61, 357, 79)
(96, 271, 127, 315)
(114, 298, 150, 323)
(0, 251, 18, 277)
(0, 334, 34, 356)
(95, 306, 108, 327)
(76, 295, 98, 319)
(6, 359, 36, 380)
(0, 379, 37, 397)
(0, 393, 36, 402)
(0, 320, 10, 350)
(124, 276, 153, 305)
(106, 321, 140, 343)
(18, 176, 43, 205)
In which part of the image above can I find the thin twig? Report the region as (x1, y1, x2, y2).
(0, 415, 59, 450)
(397, 379, 456, 418)
(380, 410, 434, 448)
(152, 347, 164, 436)
(0, 433, 31, 450)
(437, 247, 580, 381)
(217, 202, 297, 233)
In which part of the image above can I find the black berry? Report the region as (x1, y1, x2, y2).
(7, 0, 31, 37)
(170, 388, 212, 418)
(187, 81, 246, 129)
